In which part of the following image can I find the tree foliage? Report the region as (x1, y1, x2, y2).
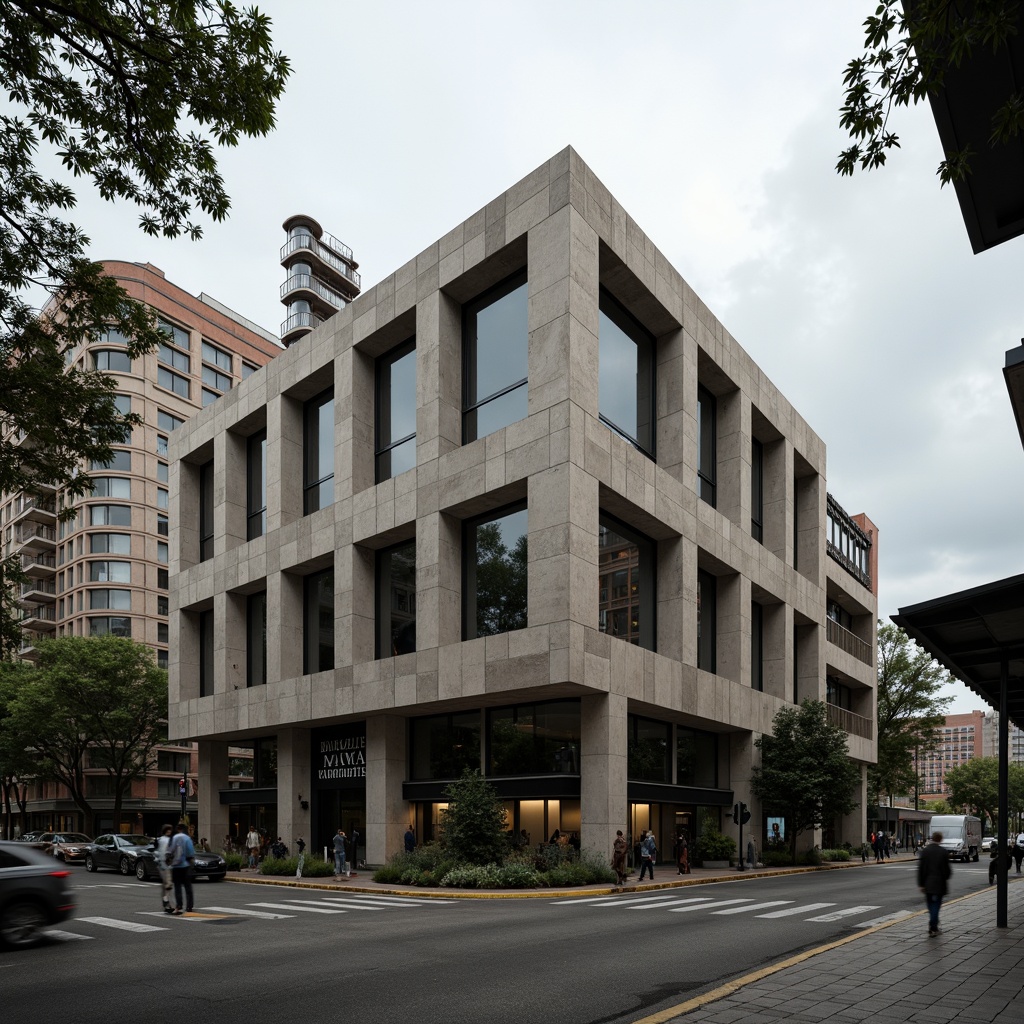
(474, 521, 527, 636)
(0, 2, 289, 657)
(751, 700, 861, 860)
(944, 755, 1024, 827)
(439, 767, 509, 866)
(870, 622, 952, 805)
(0, 636, 168, 834)
(839, 0, 1022, 183)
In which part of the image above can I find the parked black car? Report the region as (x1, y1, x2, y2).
(133, 847, 227, 883)
(84, 834, 157, 876)
(0, 841, 75, 949)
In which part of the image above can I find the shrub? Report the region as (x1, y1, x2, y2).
(761, 850, 792, 867)
(440, 863, 502, 889)
(440, 769, 509, 866)
(224, 852, 245, 871)
(495, 861, 543, 888)
(799, 847, 823, 866)
(372, 844, 458, 886)
(258, 854, 334, 877)
(819, 848, 851, 862)
(695, 828, 736, 863)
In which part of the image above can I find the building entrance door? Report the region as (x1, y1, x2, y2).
(315, 788, 365, 867)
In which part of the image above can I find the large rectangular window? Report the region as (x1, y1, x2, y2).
(89, 589, 131, 610)
(91, 477, 131, 499)
(199, 609, 214, 697)
(751, 438, 763, 543)
(627, 714, 671, 782)
(487, 699, 580, 776)
(157, 317, 191, 351)
(88, 504, 131, 527)
(91, 450, 131, 472)
(92, 350, 131, 372)
(410, 712, 480, 780)
(677, 727, 718, 788)
(598, 514, 656, 651)
(199, 460, 214, 562)
(157, 410, 184, 432)
(751, 601, 763, 692)
(697, 568, 716, 672)
(463, 503, 527, 640)
(247, 591, 267, 687)
(598, 290, 655, 458)
(304, 388, 334, 514)
(90, 533, 131, 555)
(376, 340, 416, 482)
(157, 366, 190, 398)
(377, 539, 416, 657)
(89, 560, 131, 583)
(89, 616, 131, 637)
(463, 272, 528, 443)
(303, 569, 334, 673)
(247, 430, 267, 540)
(158, 342, 190, 373)
(697, 385, 716, 507)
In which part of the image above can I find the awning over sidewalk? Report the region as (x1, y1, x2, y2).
(892, 573, 1024, 729)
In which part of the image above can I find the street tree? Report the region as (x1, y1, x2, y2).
(1, 635, 167, 834)
(439, 768, 509, 866)
(751, 700, 861, 861)
(943, 755, 1024, 828)
(0, 660, 38, 838)
(839, 1, 1021, 183)
(870, 621, 952, 806)
(0, 1, 289, 657)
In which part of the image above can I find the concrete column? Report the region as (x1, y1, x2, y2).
(217, 429, 246, 553)
(268, 393, 303, 532)
(417, 290, 462, 464)
(716, 389, 747, 529)
(762, 438, 789, 561)
(841, 764, 868, 848)
(416, 511, 460, 650)
(580, 692, 628, 860)
(268, 570, 303, 684)
(657, 535, 684, 663)
(795, 468, 822, 586)
(728, 731, 758, 860)
(276, 728, 311, 849)
(197, 740, 230, 842)
(219, 591, 245, 693)
(762, 601, 787, 699)
(716, 572, 746, 685)
(656, 328, 686, 483)
(366, 715, 407, 865)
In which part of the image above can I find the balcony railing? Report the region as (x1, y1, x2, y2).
(11, 495, 56, 520)
(20, 552, 56, 573)
(826, 617, 873, 666)
(280, 310, 322, 339)
(827, 702, 874, 740)
(280, 233, 361, 289)
(15, 522, 56, 546)
(20, 579, 56, 598)
(20, 605, 56, 624)
(280, 273, 349, 310)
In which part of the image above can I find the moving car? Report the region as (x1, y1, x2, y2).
(0, 841, 75, 949)
(133, 847, 227, 883)
(84, 834, 157, 875)
(929, 814, 982, 862)
(982, 836, 995, 853)
(25, 832, 93, 863)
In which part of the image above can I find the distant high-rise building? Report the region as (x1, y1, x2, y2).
(280, 216, 361, 347)
(982, 710, 1024, 762)
(1, 260, 281, 835)
(915, 710, 985, 802)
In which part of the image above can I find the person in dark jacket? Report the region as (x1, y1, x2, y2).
(917, 831, 952, 936)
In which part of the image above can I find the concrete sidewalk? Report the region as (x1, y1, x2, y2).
(647, 880, 1024, 1023)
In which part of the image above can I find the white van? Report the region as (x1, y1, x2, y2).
(928, 814, 982, 862)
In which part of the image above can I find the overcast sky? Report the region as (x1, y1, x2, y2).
(41, 2, 1024, 714)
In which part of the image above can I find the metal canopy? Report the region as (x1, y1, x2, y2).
(892, 573, 1024, 728)
(922, 10, 1024, 254)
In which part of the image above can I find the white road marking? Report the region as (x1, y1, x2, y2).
(249, 901, 346, 914)
(854, 909, 915, 927)
(203, 906, 296, 919)
(75, 916, 167, 932)
(42, 929, 93, 941)
(668, 899, 755, 913)
(323, 894, 456, 905)
(711, 900, 794, 915)
(315, 899, 388, 911)
(625, 897, 716, 910)
(805, 905, 880, 922)
(756, 903, 837, 918)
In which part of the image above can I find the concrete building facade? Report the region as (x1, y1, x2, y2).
(2, 261, 280, 835)
(170, 149, 878, 864)
(916, 710, 986, 803)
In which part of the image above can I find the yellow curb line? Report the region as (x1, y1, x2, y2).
(629, 884, 1008, 1023)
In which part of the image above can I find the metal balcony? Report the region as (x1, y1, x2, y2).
(826, 617, 873, 667)
(280, 310, 322, 344)
(280, 233, 361, 289)
(19, 578, 56, 603)
(827, 702, 874, 740)
(20, 552, 57, 577)
(280, 273, 349, 310)
(14, 522, 57, 551)
(10, 494, 57, 525)
(20, 605, 56, 629)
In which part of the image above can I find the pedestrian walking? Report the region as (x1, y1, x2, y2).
(245, 825, 260, 870)
(917, 831, 952, 937)
(169, 822, 196, 915)
(404, 824, 416, 854)
(1014, 832, 1024, 874)
(154, 823, 174, 914)
(333, 828, 348, 880)
(988, 841, 1012, 885)
(612, 830, 628, 886)
(638, 830, 656, 882)
(295, 836, 306, 878)
(677, 833, 690, 875)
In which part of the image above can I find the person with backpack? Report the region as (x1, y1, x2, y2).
(638, 829, 656, 882)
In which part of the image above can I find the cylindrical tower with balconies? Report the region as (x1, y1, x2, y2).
(280, 216, 360, 347)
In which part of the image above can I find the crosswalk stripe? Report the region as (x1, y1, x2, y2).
(203, 906, 295, 919)
(757, 903, 836, 918)
(249, 901, 346, 914)
(76, 916, 167, 932)
(668, 898, 754, 913)
(325, 894, 456, 905)
(552, 895, 628, 904)
(854, 909, 914, 927)
(626, 897, 715, 910)
(592, 893, 696, 908)
(805, 905, 880, 922)
(43, 929, 93, 941)
(316, 900, 388, 911)
(711, 900, 793, 915)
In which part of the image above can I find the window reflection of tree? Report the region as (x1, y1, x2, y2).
(474, 522, 527, 637)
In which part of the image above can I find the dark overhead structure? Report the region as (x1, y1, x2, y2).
(921, 6, 1024, 253)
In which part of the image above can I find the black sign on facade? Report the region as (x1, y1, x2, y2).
(312, 722, 367, 789)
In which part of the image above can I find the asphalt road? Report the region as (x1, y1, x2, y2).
(1, 856, 997, 1023)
